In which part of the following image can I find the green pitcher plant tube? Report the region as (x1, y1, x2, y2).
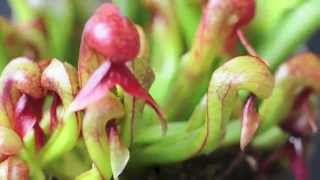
(131, 55, 273, 165)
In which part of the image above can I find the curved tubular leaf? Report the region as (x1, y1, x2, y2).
(131, 56, 273, 165)
(83, 94, 124, 179)
(259, 53, 320, 131)
(201, 56, 274, 153)
(0, 57, 43, 127)
(39, 59, 80, 166)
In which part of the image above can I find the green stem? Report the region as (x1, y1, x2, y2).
(19, 148, 45, 180)
(252, 127, 288, 149)
(40, 112, 79, 166)
(221, 120, 241, 147)
(148, 3, 183, 106)
(221, 120, 288, 149)
(174, 0, 201, 47)
(0, 29, 8, 71)
(248, 0, 304, 46)
(134, 122, 186, 145)
(8, 0, 34, 23)
(142, 0, 184, 124)
(257, 0, 320, 71)
(45, 0, 74, 60)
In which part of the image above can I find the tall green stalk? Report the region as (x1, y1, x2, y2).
(257, 0, 320, 70)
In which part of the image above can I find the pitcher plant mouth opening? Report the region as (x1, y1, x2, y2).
(1, 0, 320, 179)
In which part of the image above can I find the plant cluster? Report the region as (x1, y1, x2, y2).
(0, 0, 320, 179)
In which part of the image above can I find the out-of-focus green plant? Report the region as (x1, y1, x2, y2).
(0, 0, 319, 179)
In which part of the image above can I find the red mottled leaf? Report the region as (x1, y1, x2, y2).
(14, 94, 45, 150)
(70, 62, 166, 132)
(241, 96, 260, 150)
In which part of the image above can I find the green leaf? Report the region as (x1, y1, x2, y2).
(202, 56, 274, 153)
